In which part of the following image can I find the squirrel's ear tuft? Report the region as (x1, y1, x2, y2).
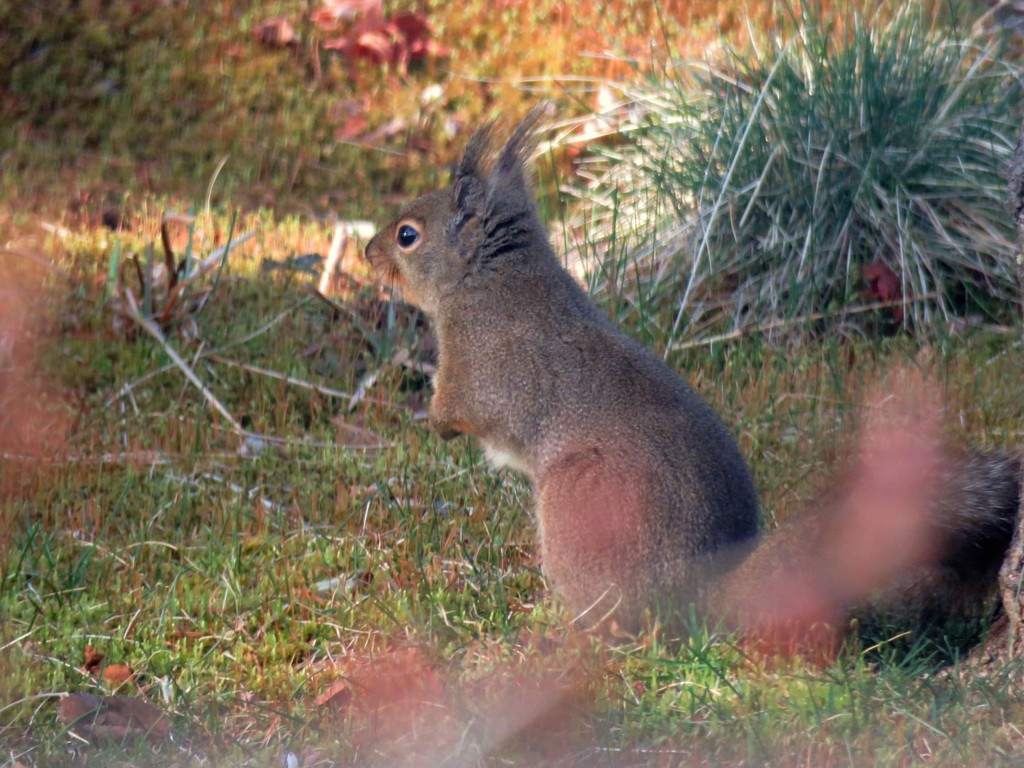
(451, 122, 495, 237)
(450, 104, 549, 239)
(456, 120, 497, 182)
(451, 175, 486, 234)
(490, 103, 548, 196)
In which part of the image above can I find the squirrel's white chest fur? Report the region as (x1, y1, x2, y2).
(482, 442, 530, 475)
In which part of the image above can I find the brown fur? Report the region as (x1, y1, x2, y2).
(365, 108, 1021, 637)
(366, 107, 759, 629)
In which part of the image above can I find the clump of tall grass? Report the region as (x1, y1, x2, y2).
(573, 2, 1023, 347)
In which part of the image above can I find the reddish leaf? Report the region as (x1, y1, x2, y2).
(409, 37, 449, 59)
(863, 260, 905, 323)
(392, 12, 447, 60)
(82, 645, 104, 674)
(391, 12, 431, 46)
(310, 9, 334, 25)
(315, 4, 446, 69)
(101, 663, 135, 688)
(354, 30, 396, 64)
(83, 645, 135, 688)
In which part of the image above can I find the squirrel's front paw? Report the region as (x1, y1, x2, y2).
(436, 425, 462, 441)
(429, 414, 463, 441)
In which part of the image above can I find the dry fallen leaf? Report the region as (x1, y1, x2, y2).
(58, 692, 170, 744)
(391, 12, 448, 60)
(82, 645, 135, 688)
(316, 3, 447, 71)
(82, 645, 104, 674)
(101, 664, 135, 688)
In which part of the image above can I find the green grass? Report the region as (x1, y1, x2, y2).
(3, 0, 1024, 765)
(1, 207, 1022, 766)
(572, 0, 1023, 348)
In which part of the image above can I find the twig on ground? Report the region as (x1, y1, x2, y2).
(348, 371, 378, 412)
(120, 294, 378, 451)
(105, 363, 177, 407)
(115, 273, 404, 450)
(0, 450, 176, 466)
(308, 286, 354, 319)
(218, 295, 314, 352)
(185, 231, 256, 285)
(118, 397, 129, 451)
(672, 293, 941, 351)
(206, 354, 353, 401)
(179, 340, 208, 409)
(318, 222, 348, 295)
(122, 289, 245, 433)
(106, 297, 312, 407)
(330, 364, 415, 413)
(38, 221, 72, 238)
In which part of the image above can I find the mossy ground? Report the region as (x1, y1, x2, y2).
(1, 1, 1023, 766)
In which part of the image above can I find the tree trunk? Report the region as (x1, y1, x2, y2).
(981, 128, 1024, 665)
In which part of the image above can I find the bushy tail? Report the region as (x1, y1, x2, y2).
(930, 450, 1021, 587)
(710, 402, 1022, 656)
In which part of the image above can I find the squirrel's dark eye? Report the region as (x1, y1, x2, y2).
(396, 223, 420, 250)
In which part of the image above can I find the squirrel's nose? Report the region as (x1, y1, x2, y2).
(363, 235, 379, 264)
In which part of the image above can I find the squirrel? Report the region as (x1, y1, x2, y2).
(365, 106, 1022, 639)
